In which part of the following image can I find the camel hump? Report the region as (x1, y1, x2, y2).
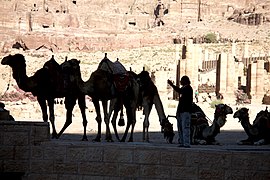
(43, 55, 65, 92)
(43, 55, 61, 72)
(98, 54, 127, 75)
(113, 59, 127, 74)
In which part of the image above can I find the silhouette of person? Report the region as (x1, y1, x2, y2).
(195, 90, 199, 103)
(154, 0, 165, 26)
(168, 76, 193, 148)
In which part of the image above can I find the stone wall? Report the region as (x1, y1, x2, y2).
(0, 120, 269, 179)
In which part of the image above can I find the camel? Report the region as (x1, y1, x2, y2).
(1, 54, 88, 140)
(191, 103, 233, 145)
(233, 107, 270, 145)
(108, 70, 175, 143)
(136, 70, 174, 143)
(61, 55, 140, 142)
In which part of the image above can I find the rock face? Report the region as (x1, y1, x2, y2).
(0, 0, 270, 52)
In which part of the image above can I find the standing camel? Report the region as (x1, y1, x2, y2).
(136, 70, 175, 143)
(233, 107, 270, 145)
(1, 54, 88, 140)
(61, 55, 140, 142)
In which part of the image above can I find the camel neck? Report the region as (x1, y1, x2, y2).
(12, 66, 30, 91)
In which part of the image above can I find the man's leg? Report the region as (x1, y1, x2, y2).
(181, 112, 191, 147)
(177, 113, 183, 146)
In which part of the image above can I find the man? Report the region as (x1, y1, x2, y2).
(154, 0, 166, 26)
(168, 76, 193, 148)
(195, 89, 199, 103)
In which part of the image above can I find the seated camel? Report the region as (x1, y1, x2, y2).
(191, 103, 233, 145)
(233, 107, 270, 145)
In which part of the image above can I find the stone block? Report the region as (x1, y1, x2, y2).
(0, 146, 14, 160)
(3, 132, 29, 146)
(31, 146, 44, 160)
(78, 162, 118, 176)
(54, 162, 78, 174)
(3, 160, 29, 172)
(160, 150, 186, 166)
(224, 170, 245, 179)
(133, 149, 160, 164)
(118, 163, 140, 177)
(30, 160, 54, 173)
(30, 125, 50, 145)
(140, 165, 171, 179)
(0, 121, 50, 145)
(57, 174, 83, 180)
(186, 151, 231, 169)
(231, 152, 270, 171)
(198, 168, 224, 179)
(171, 166, 198, 179)
(66, 146, 103, 162)
(103, 147, 133, 163)
(26, 173, 58, 180)
(14, 146, 30, 160)
(43, 145, 67, 161)
(245, 170, 270, 179)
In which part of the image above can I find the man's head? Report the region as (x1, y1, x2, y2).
(180, 75, 190, 86)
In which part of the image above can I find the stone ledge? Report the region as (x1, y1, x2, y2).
(0, 121, 269, 179)
(0, 121, 50, 145)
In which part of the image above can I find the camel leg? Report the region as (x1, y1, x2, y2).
(121, 105, 136, 142)
(128, 107, 137, 142)
(102, 100, 113, 142)
(92, 99, 102, 142)
(110, 99, 122, 141)
(57, 97, 76, 139)
(37, 97, 58, 138)
(128, 120, 136, 142)
(47, 98, 58, 139)
(78, 95, 88, 141)
(142, 103, 152, 142)
(37, 96, 48, 122)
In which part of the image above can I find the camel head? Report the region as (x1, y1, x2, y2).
(137, 70, 151, 88)
(161, 118, 175, 144)
(214, 104, 233, 127)
(1, 54, 26, 69)
(233, 107, 249, 122)
(214, 104, 233, 116)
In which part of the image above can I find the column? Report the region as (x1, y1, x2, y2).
(217, 53, 227, 96)
(185, 39, 195, 89)
(252, 59, 265, 104)
(192, 44, 200, 90)
(224, 54, 236, 103)
(249, 61, 257, 100)
(231, 42, 236, 57)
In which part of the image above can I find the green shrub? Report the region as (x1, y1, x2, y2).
(204, 33, 217, 43)
(210, 99, 223, 108)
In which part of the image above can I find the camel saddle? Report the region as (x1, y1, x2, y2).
(113, 74, 130, 92)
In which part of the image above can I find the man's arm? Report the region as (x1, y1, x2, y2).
(167, 80, 181, 93)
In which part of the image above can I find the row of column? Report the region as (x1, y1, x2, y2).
(177, 40, 266, 104)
